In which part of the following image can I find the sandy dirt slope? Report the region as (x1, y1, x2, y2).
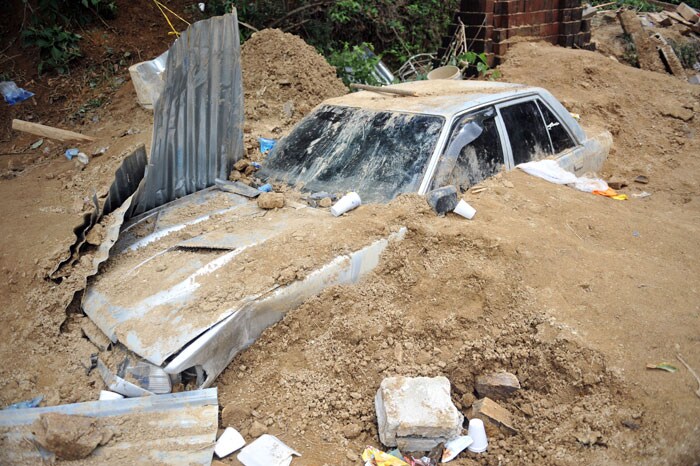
(0, 32, 698, 466)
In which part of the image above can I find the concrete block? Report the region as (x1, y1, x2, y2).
(375, 376, 464, 451)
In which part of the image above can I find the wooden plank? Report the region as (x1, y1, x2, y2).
(350, 83, 420, 97)
(677, 2, 699, 23)
(11, 119, 96, 143)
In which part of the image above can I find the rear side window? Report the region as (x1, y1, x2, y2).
(538, 101, 576, 153)
(499, 101, 552, 165)
(431, 107, 504, 191)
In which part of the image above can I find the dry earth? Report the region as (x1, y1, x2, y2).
(0, 23, 698, 466)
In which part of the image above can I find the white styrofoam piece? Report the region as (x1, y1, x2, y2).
(442, 435, 474, 462)
(214, 427, 246, 458)
(98, 390, 124, 401)
(237, 434, 300, 466)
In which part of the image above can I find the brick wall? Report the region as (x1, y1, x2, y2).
(439, 0, 593, 67)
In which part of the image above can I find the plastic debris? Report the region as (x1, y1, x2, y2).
(30, 139, 44, 150)
(0, 81, 34, 105)
(453, 199, 476, 219)
(215, 427, 246, 458)
(258, 183, 273, 192)
(632, 191, 651, 198)
(98, 390, 124, 401)
(361, 446, 408, 466)
(65, 148, 80, 160)
(519, 159, 626, 199)
(237, 434, 300, 466)
(252, 162, 262, 169)
(92, 147, 108, 156)
(442, 436, 474, 462)
(466, 418, 488, 453)
(331, 192, 361, 217)
(4, 396, 43, 410)
(258, 137, 277, 154)
(76, 152, 90, 165)
(646, 363, 678, 373)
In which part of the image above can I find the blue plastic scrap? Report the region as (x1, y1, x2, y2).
(258, 183, 272, 192)
(258, 137, 277, 154)
(0, 81, 34, 105)
(65, 148, 79, 160)
(4, 396, 43, 410)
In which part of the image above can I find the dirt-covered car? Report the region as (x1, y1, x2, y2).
(84, 80, 611, 392)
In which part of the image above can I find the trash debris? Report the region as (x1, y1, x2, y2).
(4, 395, 43, 410)
(453, 199, 476, 219)
(92, 146, 108, 157)
(98, 390, 124, 401)
(258, 137, 277, 154)
(676, 353, 700, 399)
(30, 139, 44, 150)
(0, 81, 34, 105)
(97, 359, 153, 397)
(331, 192, 361, 217)
(518, 159, 616, 197)
(123, 359, 172, 394)
(466, 418, 489, 453)
(469, 397, 517, 435)
(32, 412, 111, 460)
(475, 372, 521, 400)
(215, 427, 246, 458)
(634, 175, 649, 184)
(0, 388, 218, 464)
(12, 119, 96, 142)
(258, 183, 273, 192)
(646, 362, 678, 373)
(76, 152, 90, 165)
(128, 50, 168, 110)
(237, 434, 300, 466)
(442, 436, 474, 462)
(632, 191, 651, 198)
(65, 148, 80, 160)
(215, 178, 261, 198)
(426, 186, 458, 215)
(375, 376, 463, 451)
(257, 192, 285, 209)
(361, 446, 408, 466)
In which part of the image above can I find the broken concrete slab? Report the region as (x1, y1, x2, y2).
(469, 397, 517, 436)
(659, 45, 686, 77)
(475, 372, 521, 400)
(676, 2, 699, 23)
(375, 376, 463, 451)
(648, 12, 672, 27)
(617, 10, 666, 73)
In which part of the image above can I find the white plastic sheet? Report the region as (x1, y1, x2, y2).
(517, 159, 608, 192)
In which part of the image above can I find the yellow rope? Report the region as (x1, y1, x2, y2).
(152, 0, 190, 37)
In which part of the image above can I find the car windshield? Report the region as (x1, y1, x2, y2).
(258, 105, 444, 203)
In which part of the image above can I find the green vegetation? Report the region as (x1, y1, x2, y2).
(669, 39, 700, 69)
(457, 51, 502, 80)
(328, 42, 383, 86)
(621, 33, 640, 68)
(20, 0, 117, 74)
(592, 0, 660, 12)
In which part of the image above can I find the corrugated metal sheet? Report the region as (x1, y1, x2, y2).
(0, 388, 218, 465)
(102, 144, 147, 216)
(127, 12, 244, 217)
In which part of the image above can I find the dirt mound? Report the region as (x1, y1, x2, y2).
(241, 29, 347, 129)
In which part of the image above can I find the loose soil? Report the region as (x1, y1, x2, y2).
(0, 10, 699, 466)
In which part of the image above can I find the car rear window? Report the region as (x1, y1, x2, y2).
(259, 105, 444, 203)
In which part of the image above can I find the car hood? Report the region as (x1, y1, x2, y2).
(83, 187, 404, 386)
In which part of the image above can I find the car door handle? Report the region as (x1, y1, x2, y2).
(546, 122, 560, 131)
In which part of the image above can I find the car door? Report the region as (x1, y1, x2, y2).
(429, 106, 508, 192)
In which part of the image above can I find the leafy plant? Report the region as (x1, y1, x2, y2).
(328, 42, 383, 87)
(621, 33, 640, 67)
(457, 52, 502, 80)
(669, 40, 700, 69)
(21, 26, 82, 75)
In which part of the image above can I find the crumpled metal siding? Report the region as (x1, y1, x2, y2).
(0, 388, 218, 465)
(128, 12, 243, 217)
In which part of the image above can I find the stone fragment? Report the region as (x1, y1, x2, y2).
(469, 397, 517, 436)
(248, 420, 267, 438)
(32, 413, 109, 460)
(233, 159, 250, 171)
(222, 403, 247, 428)
(426, 186, 458, 215)
(318, 197, 332, 208)
(343, 423, 363, 439)
(257, 192, 285, 210)
(475, 372, 520, 400)
(606, 176, 628, 191)
(375, 376, 463, 451)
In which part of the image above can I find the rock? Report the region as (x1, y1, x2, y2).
(634, 175, 649, 184)
(248, 420, 267, 438)
(32, 413, 110, 460)
(229, 170, 242, 181)
(244, 164, 256, 176)
(343, 423, 363, 439)
(426, 186, 458, 215)
(257, 192, 285, 210)
(606, 176, 628, 191)
(460, 392, 476, 408)
(375, 376, 463, 451)
(318, 197, 332, 208)
(575, 429, 605, 446)
(475, 372, 521, 400)
(469, 397, 517, 436)
(661, 106, 694, 121)
(233, 159, 250, 171)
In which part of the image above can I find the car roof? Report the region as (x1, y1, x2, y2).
(323, 80, 540, 118)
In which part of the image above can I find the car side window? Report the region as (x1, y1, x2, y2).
(499, 100, 553, 165)
(431, 107, 504, 192)
(537, 101, 576, 153)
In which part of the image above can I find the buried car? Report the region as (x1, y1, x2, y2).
(84, 80, 611, 393)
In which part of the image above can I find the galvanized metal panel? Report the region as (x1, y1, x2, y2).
(0, 388, 218, 465)
(128, 12, 244, 217)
